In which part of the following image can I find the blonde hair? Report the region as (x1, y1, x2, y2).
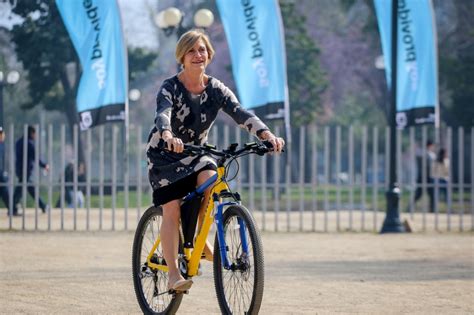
(175, 29, 215, 67)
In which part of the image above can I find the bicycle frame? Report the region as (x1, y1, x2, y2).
(145, 164, 248, 277)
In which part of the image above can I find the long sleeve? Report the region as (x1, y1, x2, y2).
(0, 142, 4, 172)
(28, 141, 47, 169)
(217, 80, 269, 139)
(154, 80, 174, 137)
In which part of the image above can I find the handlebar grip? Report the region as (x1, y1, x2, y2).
(158, 139, 166, 150)
(261, 140, 285, 152)
(157, 139, 184, 152)
(158, 139, 204, 155)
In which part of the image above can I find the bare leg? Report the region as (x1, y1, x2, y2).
(197, 170, 216, 260)
(161, 199, 185, 288)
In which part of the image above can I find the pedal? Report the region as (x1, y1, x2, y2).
(167, 289, 190, 295)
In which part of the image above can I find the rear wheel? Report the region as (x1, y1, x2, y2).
(213, 205, 264, 314)
(132, 206, 183, 314)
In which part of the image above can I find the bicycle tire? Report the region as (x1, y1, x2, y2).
(213, 205, 264, 314)
(132, 206, 183, 315)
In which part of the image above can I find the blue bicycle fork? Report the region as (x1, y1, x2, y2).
(215, 202, 249, 269)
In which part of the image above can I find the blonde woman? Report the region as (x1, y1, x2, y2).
(146, 29, 284, 291)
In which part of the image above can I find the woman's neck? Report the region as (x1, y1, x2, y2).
(179, 69, 208, 94)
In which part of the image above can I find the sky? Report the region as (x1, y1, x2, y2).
(117, 0, 160, 50)
(0, 0, 160, 50)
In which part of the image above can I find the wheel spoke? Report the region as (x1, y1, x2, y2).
(215, 209, 262, 314)
(134, 208, 180, 314)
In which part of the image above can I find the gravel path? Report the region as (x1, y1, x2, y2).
(1, 231, 473, 314)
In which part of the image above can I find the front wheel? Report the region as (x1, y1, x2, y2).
(132, 206, 183, 315)
(213, 205, 264, 314)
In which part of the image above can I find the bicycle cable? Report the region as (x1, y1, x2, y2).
(224, 151, 253, 183)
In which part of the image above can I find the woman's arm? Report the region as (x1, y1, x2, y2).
(155, 81, 174, 138)
(218, 81, 285, 152)
(155, 80, 184, 153)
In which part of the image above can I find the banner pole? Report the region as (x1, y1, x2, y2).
(117, 0, 130, 226)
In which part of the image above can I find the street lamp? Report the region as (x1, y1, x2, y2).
(0, 70, 20, 130)
(380, 0, 405, 233)
(374, 55, 385, 70)
(155, 7, 214, 38)
(0, 69, 20, 172)
(128, 88, 141, 102)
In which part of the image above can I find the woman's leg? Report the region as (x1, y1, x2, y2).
(197, 169, 217, 260)
(161, 199, 185, 287)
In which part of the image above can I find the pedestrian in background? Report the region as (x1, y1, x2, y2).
(12, 125, 49, 215)
(55, 161, 85, 208)
(432, 148, 450, 204)
(0, 127, 10, 210)
(409, 140, 436, 212)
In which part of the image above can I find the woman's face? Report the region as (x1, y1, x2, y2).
(183, 39, 209, 71)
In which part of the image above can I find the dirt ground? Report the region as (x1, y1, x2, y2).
(0, 231, 473, 314)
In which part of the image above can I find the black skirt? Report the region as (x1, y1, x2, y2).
(152, 164, 217, 206)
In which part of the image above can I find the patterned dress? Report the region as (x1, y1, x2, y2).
(146, 75, 269, 200)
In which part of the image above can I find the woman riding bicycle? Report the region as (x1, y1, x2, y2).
(146, 29, 285, 292)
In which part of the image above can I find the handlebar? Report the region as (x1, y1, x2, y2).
(158, 139, 279, 161)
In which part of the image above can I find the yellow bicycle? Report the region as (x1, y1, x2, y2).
(132, 141, 274, 314)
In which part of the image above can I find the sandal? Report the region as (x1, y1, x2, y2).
(168, 279, 193, 292)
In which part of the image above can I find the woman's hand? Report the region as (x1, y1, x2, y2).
(260, 130, 285, 153)
(162, 131, 184, 153)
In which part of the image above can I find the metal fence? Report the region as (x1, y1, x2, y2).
(1, 123, 473, 232)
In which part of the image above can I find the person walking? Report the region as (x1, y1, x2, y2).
(410, 140, 436, 212)
(0, 127, 10, 211)
(432, 148, 450, 204)
(55, 161, 86, 208)
(12, 125, 49, 215)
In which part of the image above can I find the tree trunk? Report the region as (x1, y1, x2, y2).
(64, 98, 86, 167)
(59, 64, 86, 168)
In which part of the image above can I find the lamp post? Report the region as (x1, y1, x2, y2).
(155, 7, 214, 38)
(128, 88, 141, 102)
(380, 0, 405, 233)
(0, 69, 20, 172)
(0, 70, 20, 130)
(155, 7, 214, 72)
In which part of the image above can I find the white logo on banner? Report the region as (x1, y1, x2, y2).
(80, 111, 93, 130)
(396, 112, 407, 129)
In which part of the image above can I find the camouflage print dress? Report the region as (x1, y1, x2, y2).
(146, 75, 269, 203)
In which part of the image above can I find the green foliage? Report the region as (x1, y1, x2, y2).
(330, 92, 386, 127)
(340, 0, 357, 11)
(128, 48, 158, 82)
(11, 1, 78, 112)
(440, 54, 474, 126)
(342, 0, 474, 127)
(11, 1, 157, 117)
(437, 1, 474, 127)
(279, 0, 327, 126)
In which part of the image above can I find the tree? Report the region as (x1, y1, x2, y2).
(279, 0, 328, 126)
(10, 1, 157, 162)
(436, 1, 474, 127)
(11, 1, 79, 128)
(341, 0, 474, 127)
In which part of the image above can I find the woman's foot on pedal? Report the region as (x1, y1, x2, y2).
(168, 278, 193, 292)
